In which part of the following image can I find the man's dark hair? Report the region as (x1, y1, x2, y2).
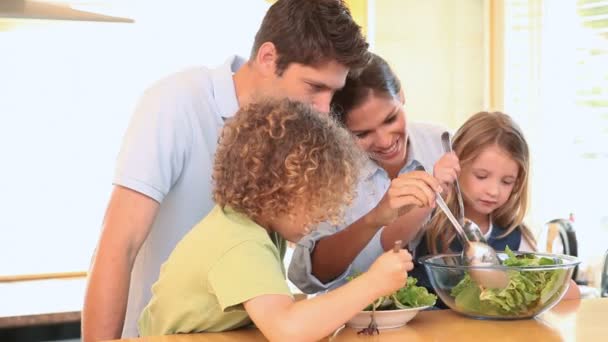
(251, 0, 370, 75)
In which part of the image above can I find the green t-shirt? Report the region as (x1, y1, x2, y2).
(138, 205, 292, 336)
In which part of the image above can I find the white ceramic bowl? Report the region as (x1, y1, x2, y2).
(345, 306, 431, 330)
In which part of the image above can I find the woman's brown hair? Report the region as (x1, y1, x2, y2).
(426, 111, 537, 253)
(251, 0, 370, 75)
(331, 52, 401, 123)
(213, 98, 364, 227)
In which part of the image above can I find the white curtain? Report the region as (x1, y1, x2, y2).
(502, 0, 608, 268)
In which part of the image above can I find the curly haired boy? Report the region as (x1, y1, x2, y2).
(138, 99, 414, 341)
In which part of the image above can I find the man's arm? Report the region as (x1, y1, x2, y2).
(82, 186, 159, 342)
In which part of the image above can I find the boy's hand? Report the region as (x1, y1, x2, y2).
(365, 249, 413, 297)
(433, 152, 460, 194)
(370, 171, 442, 227)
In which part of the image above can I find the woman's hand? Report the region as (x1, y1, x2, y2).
(433, 152, 460, 195)
(369, 171, 442, 227)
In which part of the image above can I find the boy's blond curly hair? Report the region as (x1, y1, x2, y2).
(213, 98, 364, 228)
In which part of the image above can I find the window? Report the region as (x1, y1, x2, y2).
(0, 0, 270, 276)
(501, 0, 608, 282)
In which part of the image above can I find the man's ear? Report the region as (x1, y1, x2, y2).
(254, 42, 278, 77)
(399, 88, 406, 105)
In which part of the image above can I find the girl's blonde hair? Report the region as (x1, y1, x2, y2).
(426, 111, 536, 253)
(213, 98, 364, 228)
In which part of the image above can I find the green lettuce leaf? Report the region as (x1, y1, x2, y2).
(350, 274, 437, 311)
(450, 247, 565, 316)
(393, 277, 437, 308)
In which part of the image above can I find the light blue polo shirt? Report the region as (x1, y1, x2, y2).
(288, 121, 446, 294)
(113, 55, 246, 338)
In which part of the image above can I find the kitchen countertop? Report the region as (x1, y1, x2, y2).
(0, 277, 85, 328)
(111, 298, 608, 342)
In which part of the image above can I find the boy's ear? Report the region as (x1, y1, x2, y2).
(399, 89, 406, 105)
(254, 42, 278, 77)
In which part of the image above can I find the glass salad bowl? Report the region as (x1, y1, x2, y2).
(420, 249, 580, 320)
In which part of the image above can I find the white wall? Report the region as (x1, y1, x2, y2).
(371, 0, 486, 130)
(0, 0, 269, 275)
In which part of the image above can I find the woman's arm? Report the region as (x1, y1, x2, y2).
(380, 207, 432, 251)
(310, 171, 440, 283)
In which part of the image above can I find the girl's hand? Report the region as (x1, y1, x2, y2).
(370, 171, 442, 227)
(365, 249, 413, 296)
(433, 152, 460, 194)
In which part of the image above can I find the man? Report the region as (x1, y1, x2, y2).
(82, 0, 369, 340)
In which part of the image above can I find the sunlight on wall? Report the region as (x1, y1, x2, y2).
(371, 0, 486, 130)
(503, 0, 608, 279)
(0, 0, 269, 275)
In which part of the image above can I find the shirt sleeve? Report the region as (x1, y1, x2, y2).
(287, 222, 386, 294)
(113, 83, 192, 203)
(208, 240, 292, 312)
(287, 222, 352, 294)
(350, 228, 385, 274)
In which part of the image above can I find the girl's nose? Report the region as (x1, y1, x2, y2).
(486, 182, 500, 197)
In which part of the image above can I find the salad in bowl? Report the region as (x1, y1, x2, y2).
(421, 246, 579, 319)
(346, 276, 437, 333)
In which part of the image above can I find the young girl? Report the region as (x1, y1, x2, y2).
(426, 111, 536, 254)
(137, 98, 414, 340)
(414, 111, 580, 302)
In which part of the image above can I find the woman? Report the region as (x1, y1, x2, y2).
(288, 53, 460, 293)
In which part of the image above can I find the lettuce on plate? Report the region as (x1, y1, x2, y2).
(354, 276, 436, 311)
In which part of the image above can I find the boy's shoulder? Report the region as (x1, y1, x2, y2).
(191, 206, 277, 252)
(165, 206, 278, 275)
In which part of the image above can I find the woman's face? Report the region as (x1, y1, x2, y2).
(345, 92, 407, 171)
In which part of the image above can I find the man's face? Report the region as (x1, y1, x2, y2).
(268, 60, 349, 113)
